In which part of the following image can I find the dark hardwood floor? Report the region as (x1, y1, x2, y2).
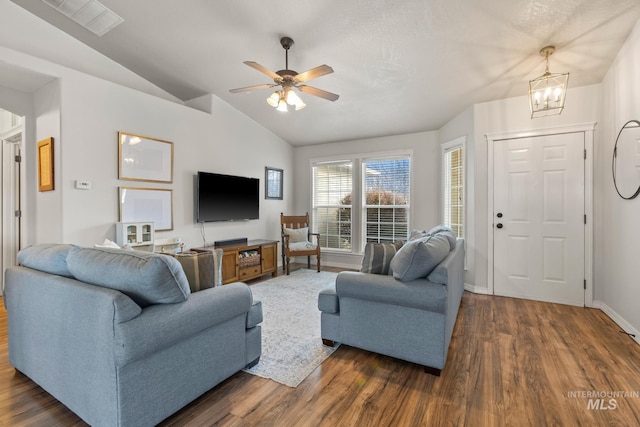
(2, 264, 640, 426)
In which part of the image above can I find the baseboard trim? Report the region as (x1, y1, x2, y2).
(592, 300, 640, 346)
(464, 283, 490, 294)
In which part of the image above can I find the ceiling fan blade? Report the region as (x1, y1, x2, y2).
(244, 61, 281, 81)
(298, 85, 339, 101)
(229, 83, 277, 94)
(295, 65, 334, 82)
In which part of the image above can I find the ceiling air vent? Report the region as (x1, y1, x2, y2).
(42, 0, 124, 37)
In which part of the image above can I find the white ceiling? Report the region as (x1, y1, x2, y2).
(8, 0, 640, 146)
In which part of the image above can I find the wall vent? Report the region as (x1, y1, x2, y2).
(42, 0, 124, 37)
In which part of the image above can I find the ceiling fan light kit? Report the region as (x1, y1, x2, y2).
(528, 46, 569, 119)
(230, 36, 339, 112)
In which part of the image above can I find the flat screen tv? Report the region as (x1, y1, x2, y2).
(196, 171, 259, 222)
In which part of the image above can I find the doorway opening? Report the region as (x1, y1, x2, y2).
(1, 108, 24, 290)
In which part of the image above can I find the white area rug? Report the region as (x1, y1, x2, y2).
(243, 269, 339, 387)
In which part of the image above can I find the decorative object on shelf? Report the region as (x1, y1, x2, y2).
(229, 36, 339, 112)
(154, 236, 184, 254)
(118, 131, 173, 183)
(37, 137, 54, 192)
(115, 222, 155, 252)
(265, 166, 283, 200)
(612, 119, 640, 200)
(119, 187, 173, 231)
(528, 46, 569, 119)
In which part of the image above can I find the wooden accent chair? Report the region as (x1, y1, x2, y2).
(280, 212, 321, 275)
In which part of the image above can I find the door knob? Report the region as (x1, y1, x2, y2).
(496, 223, 503, 229)
(497, 213, 503, 218)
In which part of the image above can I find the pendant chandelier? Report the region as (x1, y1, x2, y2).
(528, 46, 569, 119)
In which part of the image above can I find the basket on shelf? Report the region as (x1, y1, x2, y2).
(238, 250, 261, 268)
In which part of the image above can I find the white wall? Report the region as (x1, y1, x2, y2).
(33, 80, 62, 244)
(56, 71, 293, 248)
(0, 50, 293, 251)
(596, 18, 640, 341)
(293, 131, 440, 268)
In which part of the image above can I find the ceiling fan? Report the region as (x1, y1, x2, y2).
(229, 36, 339, 111)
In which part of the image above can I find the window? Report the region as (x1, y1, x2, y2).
(442, 138, 465, 238)
(363, 158, 410, 243)
(312, 161, 353, 250)
(312, 152, 411, 252)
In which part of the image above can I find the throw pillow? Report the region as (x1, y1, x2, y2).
(390, 234, 451, 281)
(174, 249, 222, 292)
(409, 229, 428, 241)
(67, 247, 190, 307)
(361, 241, 404, 274)
(426, 225, 457, 250)
(284, 227, 308, 243)
(289, 241, 317, 251)
(17, 243, 75, 278)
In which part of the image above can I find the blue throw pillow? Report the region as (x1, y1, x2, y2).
(390, 234, 451, 281)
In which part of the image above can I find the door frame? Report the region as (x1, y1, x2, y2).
(486, 123, 596, 307)
(1, 127, 24, 291)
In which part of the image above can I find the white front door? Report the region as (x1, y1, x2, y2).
(493, 132, 585, 306)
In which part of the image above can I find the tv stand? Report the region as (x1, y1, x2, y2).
(191, 239, 278, 284)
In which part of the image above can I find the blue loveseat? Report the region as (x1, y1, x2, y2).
(3, 244, 262, 427)
(318, 228, 464, 375)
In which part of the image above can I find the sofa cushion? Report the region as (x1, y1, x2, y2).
(174, 250, 222, 292)
(66, 247, 190, 307)
(361, 241, 404, 275)
(284, 227, 308, 243)
(390, 234, 451, 281)
(17, 243, 75, 278)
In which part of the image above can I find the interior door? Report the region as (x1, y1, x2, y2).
(493, 132, 585, 306)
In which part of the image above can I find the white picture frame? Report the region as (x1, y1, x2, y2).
(119, 187, 173, 231)
(118, 131, 173, 183)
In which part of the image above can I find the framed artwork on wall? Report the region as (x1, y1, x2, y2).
(118, 131, 174, 183)
(119, 187, 173, 231)
(37, 137, 54, 192)
(265, 166, 283, 200)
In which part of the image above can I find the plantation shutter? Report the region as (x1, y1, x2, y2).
(443, 146, 464, 237)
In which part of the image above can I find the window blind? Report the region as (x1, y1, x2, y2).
(312, 161, 353, 250)
(443, 146, 464, 237)
(363, 157, 410, 243)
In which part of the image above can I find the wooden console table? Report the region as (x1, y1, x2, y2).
(191, 239, 278, 284)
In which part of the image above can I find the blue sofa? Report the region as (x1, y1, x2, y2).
(3, 244, 262, 427)
(318, 234, 464, 375)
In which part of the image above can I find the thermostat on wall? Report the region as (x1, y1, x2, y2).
(75, 180, 92, 190)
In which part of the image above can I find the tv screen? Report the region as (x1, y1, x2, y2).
(196, 171, 259, 222)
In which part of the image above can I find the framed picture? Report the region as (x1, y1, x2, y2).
(37, 137, 54, 192)
(118, 131, 173, 183)
(119, 187, 173, 231)
(265, 166, 283, 200)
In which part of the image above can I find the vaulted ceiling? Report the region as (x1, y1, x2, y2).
(8, 0, 640, 145)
